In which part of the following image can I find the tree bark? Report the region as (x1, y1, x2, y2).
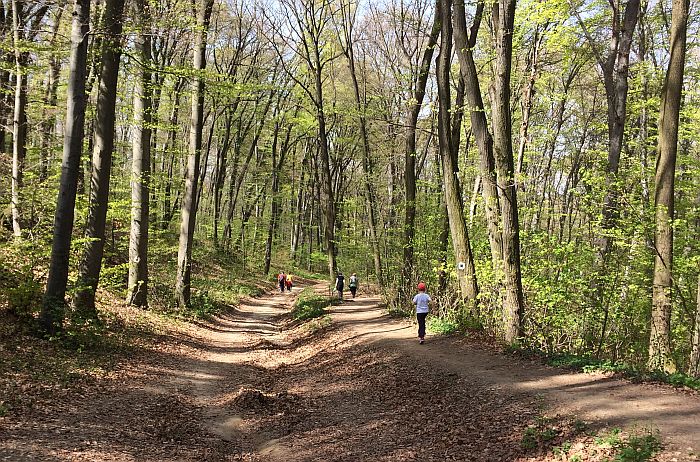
(490, 0, 525, 343)
(41, 0, 92, 334)
(39, 6, 64, 182)
(175, 0, 214, 307)
(161, 77, 185, 230)
(10, 0, 27, 238)
(453, 0, 502, 269)
(690, 272, 700, 377)
(71, 0, 125, 319)
(437, 0, 478, 306)
(127, 0, 152, 307)
(649, 0, 688, 374)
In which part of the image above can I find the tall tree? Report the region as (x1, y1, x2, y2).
(402, 0, 440, 294)
(338, 0, 384, 288)
(648, 0, 689, 373)
(453, 0, 503, 272)
(267, 0, 339, 281)
(127, 0, 152, 307)
(10, 0, 48, 237)
(690, 274, 700, 377)
(72, 0, 126, 318)
(175, 0, 215, 307)
(39, 5, 64, 182)
(490, 0, 525, 343)
(574, 0, 641, 305)
(40, 0, 92, 333)
(436, 0, 478, 305)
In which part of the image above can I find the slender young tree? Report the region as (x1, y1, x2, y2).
(175, 0, 215, 307)
(648, 0, 689, 373)
(72, 0, 126, 319)
(127, 0, 152, 307)
(10, 0, 48, 237)
(41, 0, 92, 333)
(39, 5, 64, 182)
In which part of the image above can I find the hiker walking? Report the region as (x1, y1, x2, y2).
(278, 272, 286, 292)
(286, 274, 293, 291)
(413, 282, 431, 344)
(349, 273, 358, 299)
(335, 271, 345, 302)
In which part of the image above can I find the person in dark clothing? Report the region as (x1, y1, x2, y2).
(335, 271, 345, 302)
(278, 272, 286, 292)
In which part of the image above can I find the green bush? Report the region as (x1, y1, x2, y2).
(427, 317, 460, 335)
(6, 277, 43, 321)
(189, 290, 220, 319)
(292, 288, 330, 321)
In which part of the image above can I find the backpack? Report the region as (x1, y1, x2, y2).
(349, 276, 357, 288)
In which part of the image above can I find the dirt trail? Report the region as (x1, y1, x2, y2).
(324, 292, 700, 460)
(3, 285, 699, 461)
(175, 285, 699, 461)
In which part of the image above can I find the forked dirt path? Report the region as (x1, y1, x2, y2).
(177, 284, 700, 461)
(5, 284, 698, 461)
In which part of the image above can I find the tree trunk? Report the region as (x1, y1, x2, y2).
(213, 110, 234, 246)
(41, 0, 92, 334)
(453, 0, 502, 269)
(690, 272, 700, 377)
(437, 0, 478, 306)
(341, 10, 385, 288)
(264, 122, 282, 275)
(127, 0, 152, 307)
(175, 0, 214, 307)
(490, 0, 525, 343)
(648, 0, 688, 374)
(403, 0, 440, 292)
(39, 6, 64, 182)
(71, 0, 125, 319)
(10, 0, 28, 238)
(515, 27, 542, 180)
(314, 70, 337, 281)
(161, 77, 184, 230)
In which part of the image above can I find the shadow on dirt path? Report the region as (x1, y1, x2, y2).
(3, 285, 698, 461)
(323, 292, 700, 461)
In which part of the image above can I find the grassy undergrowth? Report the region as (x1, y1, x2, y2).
(520, 407, 662, 462)
(510, 348, 700, 391)
(291, 288, 332, 321)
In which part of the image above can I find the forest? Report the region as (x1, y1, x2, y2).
(1, 0, 700, 381)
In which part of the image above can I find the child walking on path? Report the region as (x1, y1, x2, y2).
(412, 282, 431, 344)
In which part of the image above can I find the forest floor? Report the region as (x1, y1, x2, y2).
(2, 282, 700, 461)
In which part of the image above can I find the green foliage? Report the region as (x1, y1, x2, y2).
(188, 290, 220, 319)
(427, 316, 459, 335)
(612, 431, 662, 462)
(595, 428, 661, 462)
(521, 414, 560, 450)
(544, 352, 700, 390)
(292, 288, 330, 321)
(5, 277, 43, 321)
